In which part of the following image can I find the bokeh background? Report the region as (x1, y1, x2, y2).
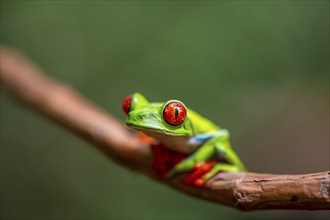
(0, 1, 329, 219)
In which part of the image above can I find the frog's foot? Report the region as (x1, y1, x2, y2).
(183, 161, 215, 185)
(193, 164, 241, 187)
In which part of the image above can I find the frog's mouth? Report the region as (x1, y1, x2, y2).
(126, 124, 183, 136)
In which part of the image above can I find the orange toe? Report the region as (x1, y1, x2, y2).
(194, 178, 205, 187)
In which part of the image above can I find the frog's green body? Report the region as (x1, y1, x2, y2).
(123, 93, 246, 182)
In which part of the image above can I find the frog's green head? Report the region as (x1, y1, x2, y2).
(122, 93, 194, 137)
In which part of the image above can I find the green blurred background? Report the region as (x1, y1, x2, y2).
(0, 1, 329, 219)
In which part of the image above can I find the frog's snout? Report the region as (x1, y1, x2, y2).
(126, 110, 156, 126)
(134, 111, 155, 122)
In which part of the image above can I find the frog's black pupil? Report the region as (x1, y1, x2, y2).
(175, 107, 179, 119)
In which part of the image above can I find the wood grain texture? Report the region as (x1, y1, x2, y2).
(1, 46, 329, 211)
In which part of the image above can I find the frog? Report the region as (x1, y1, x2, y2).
(122, 93, 246, 186)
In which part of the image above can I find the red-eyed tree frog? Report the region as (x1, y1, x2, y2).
(122, 93, 246, 186)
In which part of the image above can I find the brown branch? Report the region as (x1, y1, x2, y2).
(0, 46, 329, 211)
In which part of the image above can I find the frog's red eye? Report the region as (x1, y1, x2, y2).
(163, 102, 187, 126)
(122, 95, 132, 115)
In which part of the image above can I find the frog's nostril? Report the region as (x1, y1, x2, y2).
(140, 114, 146, 119)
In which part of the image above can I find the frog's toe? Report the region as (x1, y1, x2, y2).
(193, 178, 206, 187)
(193, 169, 217, 187)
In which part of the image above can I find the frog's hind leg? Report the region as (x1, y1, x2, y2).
(215, 143, 246, 171)
(194, 143, 246, 186)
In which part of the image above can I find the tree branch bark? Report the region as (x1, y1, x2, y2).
(0, 46, 329, 211)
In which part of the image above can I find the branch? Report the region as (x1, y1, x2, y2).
(1, 46, 329, 211)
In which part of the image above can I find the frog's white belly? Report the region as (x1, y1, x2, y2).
(142, 129, 198, 154)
